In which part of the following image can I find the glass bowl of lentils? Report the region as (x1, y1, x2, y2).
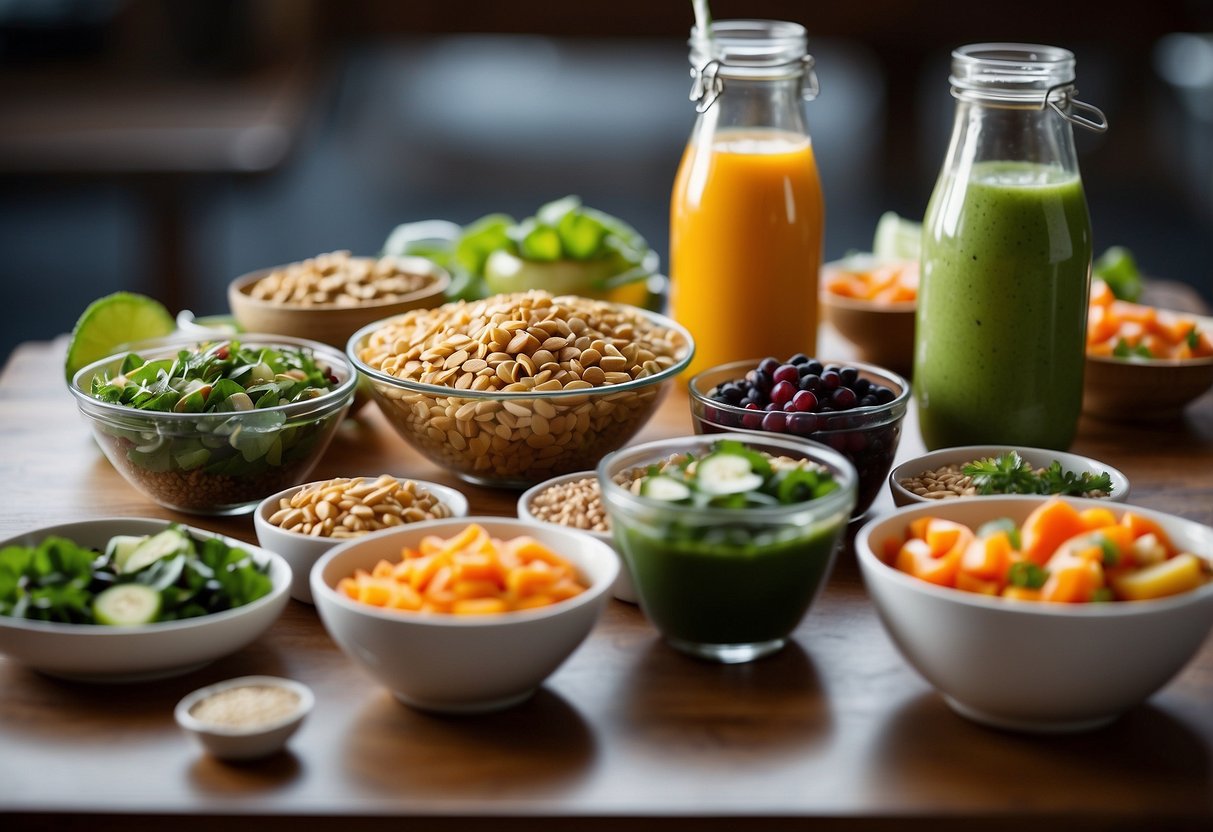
(518, 471, 637, 602)
(888, 445, 1130, 507)
(70, 334, 356, 515)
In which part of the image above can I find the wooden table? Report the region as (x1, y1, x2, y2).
(2, 337, 1212, 832)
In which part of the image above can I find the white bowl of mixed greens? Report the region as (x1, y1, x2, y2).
(69, 334, 357, 515)
(0, 518, 290, 682)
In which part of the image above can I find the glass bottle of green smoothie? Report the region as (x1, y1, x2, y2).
(915, 43, 1107, 450)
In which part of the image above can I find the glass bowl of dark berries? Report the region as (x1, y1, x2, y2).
(688, 355, 910, 516)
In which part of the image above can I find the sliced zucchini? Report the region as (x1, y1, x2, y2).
(640, 475, 692, 502)
(120, 528, 192, 574)
(105, 535, 146, 571)
(694, 451, 764, 496)
(93, 584, 162, 626)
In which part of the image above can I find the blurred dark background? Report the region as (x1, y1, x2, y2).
(3, 0, 1212, 364)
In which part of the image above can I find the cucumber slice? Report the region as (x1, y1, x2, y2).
(93, 584, 162, 626)
(120, 528, 192, 574)
(872, 211, 922, 261)
(694, 451, 764, 496)
(640, 475, 693, 502)
(106, 535, 146, 571)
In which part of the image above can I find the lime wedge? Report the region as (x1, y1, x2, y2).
(872, 211, 923, 261)
(65, 292, 175, 382)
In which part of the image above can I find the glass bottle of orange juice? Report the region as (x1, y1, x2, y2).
(671, 19, 823, 380)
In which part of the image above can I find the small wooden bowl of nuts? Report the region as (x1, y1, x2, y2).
(517, 471, 637, 603)
(254, 474, 468, 603)
(228, 251, 450, 350)
(888, 445, 1130, 507)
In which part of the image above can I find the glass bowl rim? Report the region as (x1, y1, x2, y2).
(345, 303, 695, 401)
(596, 431, 858, 521)
(687, 357, 911, 423)
(69, 333, 358, 423)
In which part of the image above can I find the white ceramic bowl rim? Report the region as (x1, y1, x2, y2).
(0, 519, 290, 635)
(311, 516, 618, 627)
(175, 675, 314, 736)
(856, 495, 1213, 617)
(596, 431, 859, 521)
(687, 357, 911, 423)
(69, 333, 358, 422)
(345, 305, 695, 400)
(231, 255, 451, 311)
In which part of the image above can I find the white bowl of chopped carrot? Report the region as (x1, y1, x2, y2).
(856, 496, 1213, 733)
(820, 255, 917, 375)
(310, 516, 618, 713)
(1083, 279, 1213, 420)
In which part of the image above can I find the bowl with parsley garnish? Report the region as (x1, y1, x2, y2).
(889, 446, 1129, 507)
(70, 334, 356, 515)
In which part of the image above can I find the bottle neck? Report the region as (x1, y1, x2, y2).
(941, 97, 1080, 179)
(694, 73, 809, 136)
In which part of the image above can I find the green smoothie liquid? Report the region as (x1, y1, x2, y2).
(915, 161, 1091, 450)
(618, 522, 840, 647)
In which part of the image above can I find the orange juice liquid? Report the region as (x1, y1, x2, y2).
(670, 127, 824, 380)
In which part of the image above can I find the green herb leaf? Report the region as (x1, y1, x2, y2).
(1007, 561, 1049, 590)
(962, 452, 1113, 497)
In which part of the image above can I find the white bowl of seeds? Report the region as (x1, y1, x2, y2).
(889, 445, 1130, 507)
(518, 471, 637, 603)
(175, 675, 314, 761)
(255, 474, 468, 603)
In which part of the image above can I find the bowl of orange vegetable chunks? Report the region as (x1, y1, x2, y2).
(311, 517, 617, 713)
(856, 496, 1213, 733)
(1084, 279, 1213, 420)
(820, 256, 917, 375)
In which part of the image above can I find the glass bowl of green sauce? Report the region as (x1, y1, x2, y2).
(597, 432, 856, 664)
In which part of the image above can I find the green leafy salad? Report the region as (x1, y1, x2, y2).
(382, 195, 657, 303)
(636, 440, 840, 509)
(0, 526, 273, 625)
(91, 339, 339, 414)
(87, 339, 345, 478)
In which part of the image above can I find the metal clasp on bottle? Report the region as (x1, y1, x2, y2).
(689, 54, 820, 114)
(1044, 83, 1108, 133)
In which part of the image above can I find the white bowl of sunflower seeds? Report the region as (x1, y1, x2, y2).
(888, 446, 1130, 507)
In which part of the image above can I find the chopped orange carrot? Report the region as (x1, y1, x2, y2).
(896, 537, 962, 586)
(960, 529, 1015, 583)
(1121, 511, 1177, 556)
(1078, 506, 1117, 531)
(339, 523, 587, 615)
(823, 260, 918, 304)
(1001, 585, 1043, 602)
(1087, 281, 1213, 360)
(1040, 558, 1104, 604)
(1020, 498, 1087, 566)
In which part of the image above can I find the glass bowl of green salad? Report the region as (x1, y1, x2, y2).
(597, 433, 857, 664)
(70, 335, 356, 515)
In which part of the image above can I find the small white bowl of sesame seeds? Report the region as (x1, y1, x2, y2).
(175, 675, 314, 761)
(518, 471, 637, 603)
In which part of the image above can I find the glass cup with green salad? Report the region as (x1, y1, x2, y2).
(597, 432, 856, 663)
